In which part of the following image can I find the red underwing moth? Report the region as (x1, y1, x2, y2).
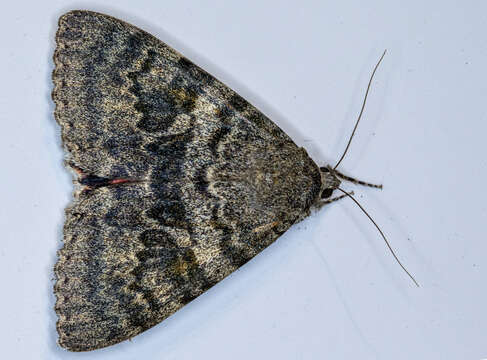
(52, 10, 416, 351)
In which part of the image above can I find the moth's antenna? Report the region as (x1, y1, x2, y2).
(334, 50, 387, 170)
(336, 187, 419, 287)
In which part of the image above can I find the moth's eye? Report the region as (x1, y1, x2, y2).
(320, 167, 330, 173)
(321, 188, 333, 199)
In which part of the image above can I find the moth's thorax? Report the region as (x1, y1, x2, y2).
(209, 143, 322, 224)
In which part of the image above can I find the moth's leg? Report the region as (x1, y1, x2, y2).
(317, 191, 353, 208)
(333, 169, 383, 189)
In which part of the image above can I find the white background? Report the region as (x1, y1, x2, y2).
(1, 1, 486, 359)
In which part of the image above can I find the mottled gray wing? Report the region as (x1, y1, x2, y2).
(53, 10, 322, 351)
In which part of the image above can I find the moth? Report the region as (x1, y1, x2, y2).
(52, 10, 416, 351)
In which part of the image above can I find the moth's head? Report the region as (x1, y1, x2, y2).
(319, 166, 341, 199)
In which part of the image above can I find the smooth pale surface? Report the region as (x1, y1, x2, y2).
(0, 1, 485, 359)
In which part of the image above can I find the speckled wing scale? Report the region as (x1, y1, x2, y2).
(53, 10, 324, 351)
